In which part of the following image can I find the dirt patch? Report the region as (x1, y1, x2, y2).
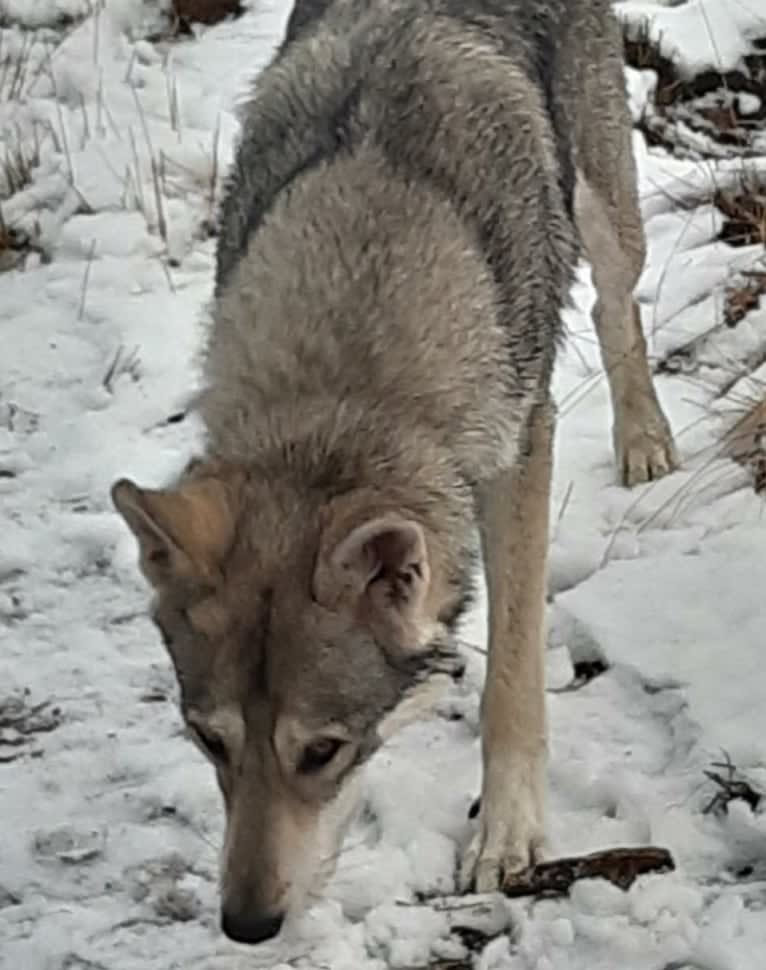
(548, 658, 610, 695)
(0, 219, 28, 272)
(173, 0, 244, 27)
(0, 211, 45, 273)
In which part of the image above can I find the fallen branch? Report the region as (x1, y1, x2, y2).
(702, 752, 762, 815)
(501, 846, 675, 897)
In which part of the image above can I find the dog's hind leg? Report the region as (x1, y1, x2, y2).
(575, 172, 677, 486)
(460, 399, 552, 893)
(573, 26, 677, 486)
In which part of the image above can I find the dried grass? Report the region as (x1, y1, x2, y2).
(715, 171, 766, 248)
(723, 269, 766, 327)
(702, 752, 762, 815)
(623, 18, 766, 158)
(723, 391, 766, 493)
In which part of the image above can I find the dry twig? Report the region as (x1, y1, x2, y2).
(501, 846, 675, 897)
(702, 752, 762, 815)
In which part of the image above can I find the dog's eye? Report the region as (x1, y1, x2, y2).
(190, 726, 228, 764)
(298, 738, 344, 774)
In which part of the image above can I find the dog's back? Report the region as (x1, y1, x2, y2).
(215, 0, 629, 289)
(205, 0, 620, 487)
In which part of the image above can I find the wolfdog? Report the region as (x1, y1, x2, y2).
(112, 0, 677, 945)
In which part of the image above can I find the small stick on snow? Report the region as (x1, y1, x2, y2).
(92, 1, 102, 68)
(128, 129, 146, 214)
(78, 91, 91, 148)
(53, 85, 75, 185)
(124, 49, 138, 86)
(151, 156, 168, 244)
(78, 239, 97, 321)
(207, 113, 221, 225)
(160, 259, 177, 294)
(500, 846, 675, 898)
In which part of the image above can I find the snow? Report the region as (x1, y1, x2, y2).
(0, 0, 93, 29)
(1, 1, 765, 969)
(617, 0, 766, 78)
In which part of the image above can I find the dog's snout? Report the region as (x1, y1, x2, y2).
(221, 908, 285, 945)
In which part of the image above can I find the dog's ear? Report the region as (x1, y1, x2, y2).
(111, 476, 239, 586)
(314, 512, 432, 645)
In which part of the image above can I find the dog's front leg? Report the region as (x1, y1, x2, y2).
(460, 400, 552, 893)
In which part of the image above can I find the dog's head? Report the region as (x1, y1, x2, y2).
(112, 463, 468, 944)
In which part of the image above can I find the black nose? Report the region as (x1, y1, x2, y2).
(221, 910, 284, 945)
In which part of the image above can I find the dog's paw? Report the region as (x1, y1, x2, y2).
(614, 406, 678, 487)
(459, 795, 546, 893)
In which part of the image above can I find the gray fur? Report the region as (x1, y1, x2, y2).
(113, 0, 677, 944)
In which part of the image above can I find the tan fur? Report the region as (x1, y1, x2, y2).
(460, 400, 553, 892)
(112, 0, 678, 944)
(574, 175, 677, 484)
(570, 9, 677, 484)
(112, 475, 242, 584)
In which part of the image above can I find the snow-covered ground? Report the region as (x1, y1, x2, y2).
(1, 2, 765, 968)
